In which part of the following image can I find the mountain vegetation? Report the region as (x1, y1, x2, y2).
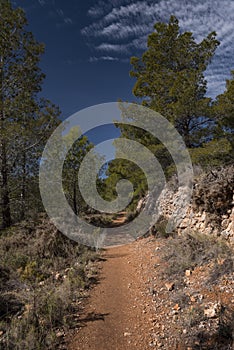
(0, 0, 60, 227)
(103, 16, 233, 212)
(0, 2, 233, 349)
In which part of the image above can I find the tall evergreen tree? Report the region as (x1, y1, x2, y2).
(206, 71, 234, 164)
(0, 1, 59, 227)
(213, 70, 234, 157)
(63, 127, 94, 216)
(102, 17, 221, 207)
(130, 16, 219, 147)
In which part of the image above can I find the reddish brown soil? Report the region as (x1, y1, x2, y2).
(68, 240, 156, 350)
(67, 236, 234, 350)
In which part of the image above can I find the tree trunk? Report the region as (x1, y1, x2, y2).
(0, 57, 11, 228)
(0, 139, 11, 228)
(20, 151, 26, 221)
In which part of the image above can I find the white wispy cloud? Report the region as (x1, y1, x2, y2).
(96, 43, 131, 53)
(89, 56, 120, 62)
(87, 1, 111, 17)
(87, 0, 133, 18)
(99, 23, 150, 39)
(82, 0, 234, 96)
(82, 2, 158, 40)
(95, 34, 148, 54)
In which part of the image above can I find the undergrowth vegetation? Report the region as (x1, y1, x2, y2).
(0, 215, 99, 350)
(160, 231, 234, 349)
(163, 231, 233, 281)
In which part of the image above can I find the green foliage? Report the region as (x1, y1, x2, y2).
(102, 158, 148, 212)
(101, 16, 233, 208)
(0, 218, 99, 349)
(190, 138, 232, 169)
(101, 17, 222, 211)
(130, 15, 219, 147)
(0, 0, 60, 227)
(10, 253, 29, 271)
(152, 217, 172, 238)
(212, 70, 234, 163)
(62, 127, 94, 215)
(214, 71, 234, 131)
(20, 261, 48, 283)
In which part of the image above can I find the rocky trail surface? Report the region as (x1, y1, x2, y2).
(67, 236, 234, 350)
(67, 240, 156, 350)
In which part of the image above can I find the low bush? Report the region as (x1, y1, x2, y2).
(0, 216, 99, 350)
(163, 231, 233, 280)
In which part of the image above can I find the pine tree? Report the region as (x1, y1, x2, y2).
(102, 17, 221, 206)
(63, 127, 94, 216)
(213, 70, 234, 163)
(0, 1, 60, 227)
(130, 16, 219, 147)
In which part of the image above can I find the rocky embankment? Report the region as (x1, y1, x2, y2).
(155, 165, 234, 242)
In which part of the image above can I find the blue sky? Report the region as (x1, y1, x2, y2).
(13, 0, 234, 122)
(13, 0, 133, 121)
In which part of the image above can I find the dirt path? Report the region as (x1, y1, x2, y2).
(68, 241, 156, 350)
(67, 235, 234, 350)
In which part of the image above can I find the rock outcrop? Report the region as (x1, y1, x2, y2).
(152, 165, 234, 243)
